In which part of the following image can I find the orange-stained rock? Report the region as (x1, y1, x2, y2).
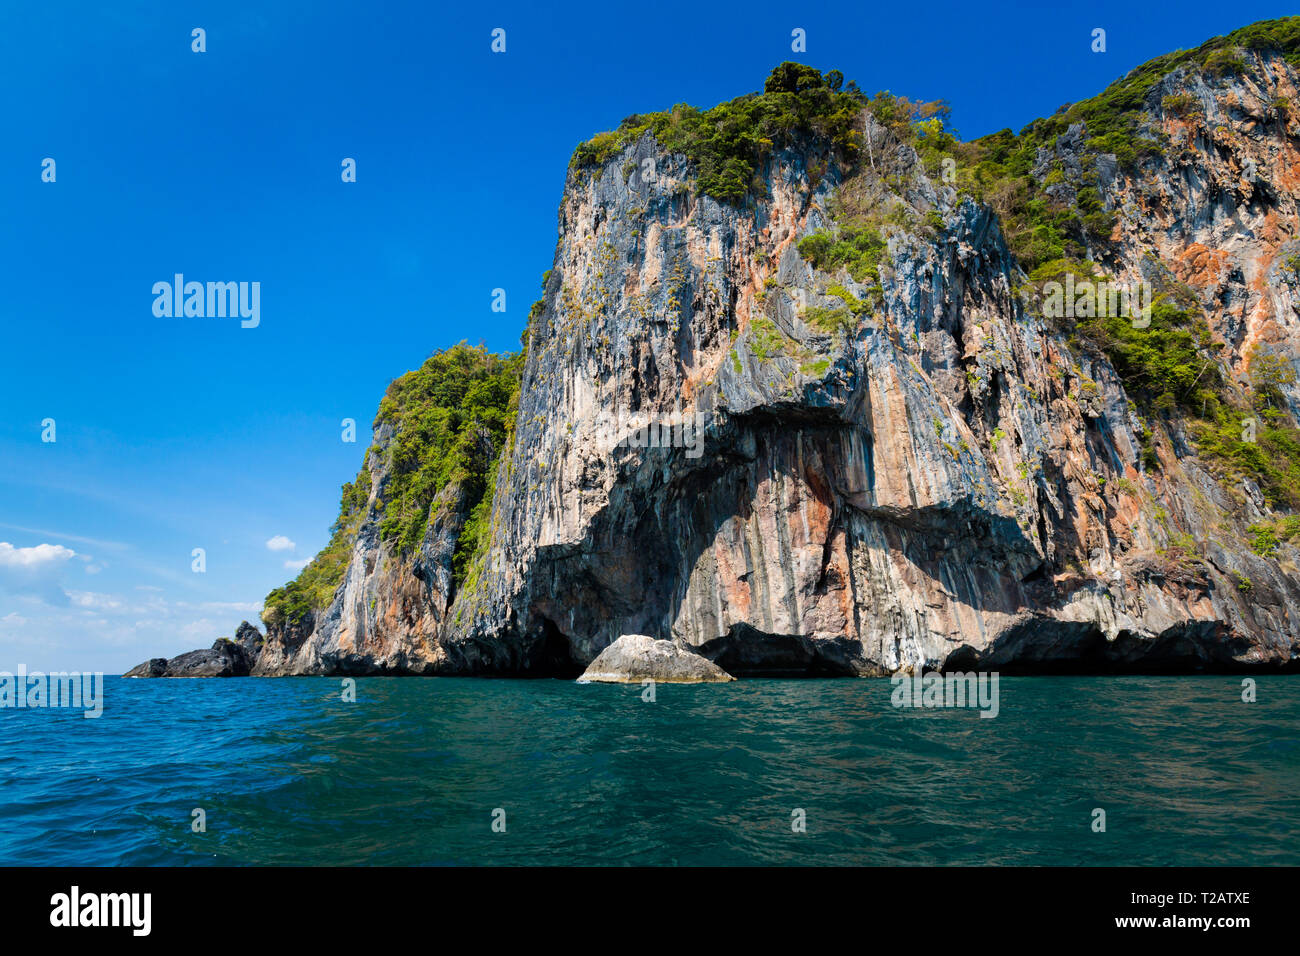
(233, 43, 1300, 678)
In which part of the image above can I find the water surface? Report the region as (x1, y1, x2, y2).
(1, 676, 1295, 865)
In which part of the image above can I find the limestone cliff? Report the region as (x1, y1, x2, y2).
(138, 19, 1300, 677)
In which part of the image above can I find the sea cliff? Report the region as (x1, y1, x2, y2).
(131, 19, 1300, 677)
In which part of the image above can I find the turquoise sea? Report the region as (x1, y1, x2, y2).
(1, 676, 1296, 865)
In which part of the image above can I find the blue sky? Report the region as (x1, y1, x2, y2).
(1, 0, 1293, 672)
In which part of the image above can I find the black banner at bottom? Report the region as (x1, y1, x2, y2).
(0, 865, 1290, 941)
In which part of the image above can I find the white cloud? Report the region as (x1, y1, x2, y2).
(205, 600, 262, 613)
(0, 541, 78, 604)
(68, 591, 124, 611)
(172, 600, 263, 614)
(0, 542, 76, 569)
(265, 535, 296, 552)
(283, 558, 311, 571)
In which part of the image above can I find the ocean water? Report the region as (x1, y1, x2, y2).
(0, 675, 1296, 866)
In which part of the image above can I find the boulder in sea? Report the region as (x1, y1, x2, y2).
(123, 658, 169, 678)
(577, 635, 735, 684)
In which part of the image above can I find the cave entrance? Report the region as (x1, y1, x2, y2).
(524, 618, 584, 678)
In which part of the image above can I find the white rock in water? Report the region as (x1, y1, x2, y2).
(578, 635, 735, 684)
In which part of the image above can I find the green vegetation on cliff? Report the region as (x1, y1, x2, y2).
(572, 63, 866, 203)
(797, 227, 886, 284)
(375, 344, 523, 565)
(949, 126, 1117, 270)
(1059, 280, 1300, 510)
(1027, 17, 1300, 157)
(262, 344, 523, 628)
(1070, 297, 1217, 411)
(895, 18, 1300, 270)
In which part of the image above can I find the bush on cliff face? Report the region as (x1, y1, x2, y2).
(1191, 403, 1300, 511)
(797, 227, 887, 283)
(571, 63, 866, 203)
(262, 344, 523, 629)
(1063, 294, 1300, 510)
(1070, 298, 1217, 409)
(938, 130, 1117, 271)
(375, 344, 523, 565)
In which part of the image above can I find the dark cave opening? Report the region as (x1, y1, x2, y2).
(523, 618, 585, 678)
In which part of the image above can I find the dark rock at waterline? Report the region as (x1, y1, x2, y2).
(160, 640, 249, 678)
(122, 657, 169, 678)
(124, 622, 265, 677)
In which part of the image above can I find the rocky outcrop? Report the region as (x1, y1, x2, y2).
(123, 658, 168, 678)
(437, 45, 1300, 676)
(149, 23, 1300, 677)
(578, 634, 735, 683)
(125, 624, 263, 677)
(234, 621, 264, 663)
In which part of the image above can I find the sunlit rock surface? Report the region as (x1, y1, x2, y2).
(577, 634, 735, 683)
(139, 41, 1300, 678)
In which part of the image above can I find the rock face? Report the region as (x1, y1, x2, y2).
(122, 658, 168, 678)
(436, 45, 1300, 676)
(151, 29, 1300, 677)
(125, 625, 262, 677)
(578, 635, 736, 683)
(234, 621, 264, 661)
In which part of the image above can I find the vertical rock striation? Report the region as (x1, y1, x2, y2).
(135, 21, 1300, 678)
(437, 45, 1300, 675)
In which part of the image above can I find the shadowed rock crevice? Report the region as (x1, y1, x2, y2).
(967, 618, 1285, 674)
(697, 624, 863, 676)
(524, 618, 585, 678)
